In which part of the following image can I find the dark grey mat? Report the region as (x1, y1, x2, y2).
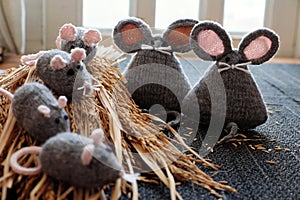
(117, 57, 300, 200)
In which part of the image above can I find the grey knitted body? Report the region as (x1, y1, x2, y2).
(123, 50, 191, 112)
(184, 21, 279, 133)
(58, 26, 100, 64)
(39, 132, 122, 188)
(113, 18, 197, 119)
(11, 82, 70, 143)
(36, 49, 91, 101)
(186, 64, 267, 130)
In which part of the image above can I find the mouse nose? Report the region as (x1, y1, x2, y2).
(76, 64, 82, 70)
(76, 63, 83, 70)
(221, 51, 241, 64)
(151, 36, 165, 48)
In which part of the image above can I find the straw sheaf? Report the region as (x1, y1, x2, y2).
(0, 46, 236, 199)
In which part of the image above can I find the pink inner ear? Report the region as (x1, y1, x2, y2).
(50, 55, 67, 70)
(71, 48, 86, 61)
(91, 129, 104, 145)
(37, 105, 51, 118)
(59, 23, 77, 41)
(197, 30, 225, 57)
(83, 29, 102, 46)
(81, 144, 94, 166)
(243, 36, 272, 60)
(58, 96, 68, 109)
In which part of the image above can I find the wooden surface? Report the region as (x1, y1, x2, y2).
(0, 53, 22, 70)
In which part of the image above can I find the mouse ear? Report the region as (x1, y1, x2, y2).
(163, 19, 198, 53)
(38, 105, 51, 118)
(90, 129, 104, 145)
(58, 96, 67, 109)
(190, 21, 232, 61)
(81, 144, 94, 166)
(59, 23, 77, 41)
(83, 29, 102, 47)
(238, 29, 279, 65)
(50, 55, 67, 70)
(70, 47, 86, 62)
(113, 17, 152, 53)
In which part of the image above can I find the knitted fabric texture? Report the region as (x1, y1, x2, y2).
(184, 21, 280, 131)
(36, 49, 91, 101)
(40, 132, 122, 188)
(113, 17, 197, 118)
(12, 82, 70, 143)
(124, 49, 191, 112)
(57, 24, 101, 65)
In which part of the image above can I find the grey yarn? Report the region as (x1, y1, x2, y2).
(113, 18, 197, 122)
(39, 132, 122, 188)
(123, 49, 191, 113)
(184, 21, 280, 133)
(11, 82, 70, 143)
(59, 27, 98, 64)
(36, 49, 92, 101)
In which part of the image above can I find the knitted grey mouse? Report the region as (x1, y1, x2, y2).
(10, 129, 137, 188)
(113, 17, 197, 128)
(56, 23, 102, 64)
(0, 82, 70, 143)
(27, 48, 93, 101)
(184, 21, 279, 141)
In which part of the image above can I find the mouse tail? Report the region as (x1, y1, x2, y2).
(10, 146, 43, 175)
(166, 110, 181, 130)
(0, 87, 14, 101)
(218, 122, 239, 143)
(20, 51, 46, 66)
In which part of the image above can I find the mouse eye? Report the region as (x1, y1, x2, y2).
(54, 118, 60, 124)
(225, 57, 230, 62)
(64, 115, 69, 120)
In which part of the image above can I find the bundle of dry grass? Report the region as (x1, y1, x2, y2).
(0, 46, 236, 199)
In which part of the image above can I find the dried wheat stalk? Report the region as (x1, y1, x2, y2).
(0, 47, 236, 199)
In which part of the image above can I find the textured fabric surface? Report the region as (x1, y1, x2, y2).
(11, 82, 70, 143)
(123, 50, 191, 113)
(117, 59, 300, 200)
(188, 21, 279, 134)
(58, 26, 99, 64)
(40, 132, 122, 188)
(36, 49, 91, 101)
(113, 18, 197, 127)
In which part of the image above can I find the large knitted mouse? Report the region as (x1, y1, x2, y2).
(183, 21, 279, 141)
(113, 17, 197, 128)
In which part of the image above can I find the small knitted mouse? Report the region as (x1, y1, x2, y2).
(0, 82, 70, 143)
(21, 48, 94, 101)
(113, 17, 197, 128)
(10, 129, 137, 188)
(56, 23, 102, 64)
(183, 21, 279, 141)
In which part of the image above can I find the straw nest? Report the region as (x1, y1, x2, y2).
(0, 46, 237, 199)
